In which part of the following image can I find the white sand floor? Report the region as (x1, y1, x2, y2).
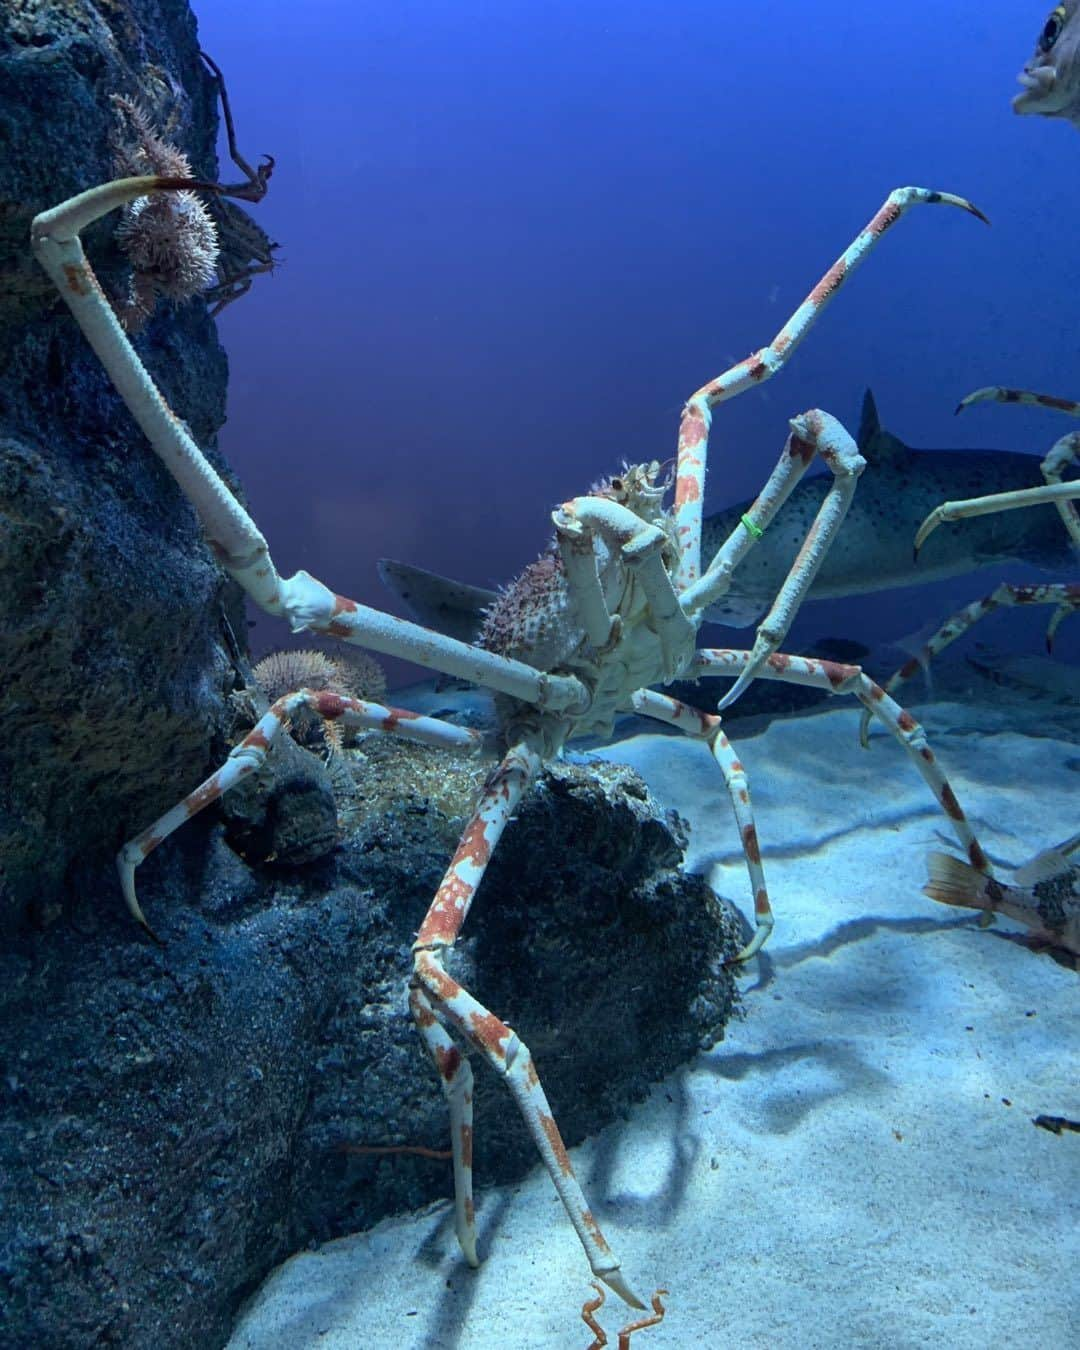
(228, 698, 1078, 1350)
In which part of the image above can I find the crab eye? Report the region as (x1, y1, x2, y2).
(610, 477, 624, 492)
(1039, 5, 1066, 52)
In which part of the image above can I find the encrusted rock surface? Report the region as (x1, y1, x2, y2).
(0, 0, 238, 935)
(0, 735, 741, 1349)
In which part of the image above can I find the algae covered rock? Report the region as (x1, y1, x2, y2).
(0, 733, 740, 1348)
(0, 0, 239, 935)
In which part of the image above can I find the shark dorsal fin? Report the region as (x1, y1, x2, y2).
(857, 388, 910, 461)
(378, 558, 496, 644)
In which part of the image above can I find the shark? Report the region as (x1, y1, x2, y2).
(1013, 3, 1080, 127)
(379, 391, 1076, 643)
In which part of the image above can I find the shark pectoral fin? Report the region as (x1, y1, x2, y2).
(377, 558, 498, 644)
(856, 388, 911, 462)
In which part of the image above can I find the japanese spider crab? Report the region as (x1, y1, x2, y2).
(32, 175, 994, 1307)
(858, 385, 1080, 745)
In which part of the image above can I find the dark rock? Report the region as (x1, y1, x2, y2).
(0, 737, 740, 1349)
(0, 1, 239, 934)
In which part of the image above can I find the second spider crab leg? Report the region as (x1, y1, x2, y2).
(629, 689, 773, 960)
(956, 385, 1080, 418)
(913, 474, 1080, 552)
(116, 691, 482, 938)
(914, 386, 1080, 550)
(682, 410, 867, 709)
(410, 737, 644, 1309)
(30, 179, 590, 719)
(856, 581, 1080, 748)
(864, 387, 1080, 743)
(671, 187, 988, 592)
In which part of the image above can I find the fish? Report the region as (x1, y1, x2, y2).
(924, 833, 1080, 958)
(1013, 3, 1080, 127)
(378, 390, 1075, 637)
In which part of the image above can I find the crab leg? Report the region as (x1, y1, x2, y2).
(956, 386, 1080, 418)
(117, 691, 481, 938)
(956, 387, 1080, 543)
(688, 650, 993, 952)
(671, 187, 987, 589)
(410, 737, 643, 1309)
(856, 581, 1080, 747)
(630, 689, 774, 960)
(31, 180, 589, 717)
(683, 410, 866, 709)
(1043, 434, 1080, 544)
(553, 496, 695, 677)
(916, 385, 1080, 549)
(913, 474, 1080, 552)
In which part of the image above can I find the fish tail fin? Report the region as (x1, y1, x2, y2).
(923, 852, 994, 911)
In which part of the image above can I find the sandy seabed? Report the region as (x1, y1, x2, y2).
(228, 692, 1078, 1350)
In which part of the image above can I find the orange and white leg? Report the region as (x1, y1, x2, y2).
(957, 387, 1080, 418)
(671, 187, 987, 590)
(117, 690, 482, 938)
(857, 581, 1080, 747)
(688, 651, 994, 945)
(682, 410, 867, 710)
(31, 180, 589, 719)
(629, 689, 773, 961)
(410, 738, 644, 1309)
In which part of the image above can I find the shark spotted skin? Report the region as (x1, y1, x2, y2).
(379, 391, 1075, 637)
(1014, 3, 1080, 127)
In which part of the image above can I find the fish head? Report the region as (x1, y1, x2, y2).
(1014, 3, 1080, 123)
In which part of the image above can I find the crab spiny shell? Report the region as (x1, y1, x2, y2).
(477, 548, 587, 671)
(477, 461, 677, 674)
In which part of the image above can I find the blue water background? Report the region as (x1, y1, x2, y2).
(194, 1, 1079, 685)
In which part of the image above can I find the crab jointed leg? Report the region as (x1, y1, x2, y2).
(410, 738, 644, 1309)
(689, 652, 993, 948)
(630, 689, 774, 959)
(117, 691, 482, 937)
(671, 187, 988, 594)
(684, 410, 868, 710)
(856, 580, 1080, 748)
(863, 387, 1080, 739)
(30, 178, 590, 720)
(915, 386, 1080, 550)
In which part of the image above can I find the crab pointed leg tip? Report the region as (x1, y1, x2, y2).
(965, 200, 990, 225)
(461, 1234, 480, 1268)
(716, 671, 750, 711)
(600, 1269, 646, 1311)
(128, 897, 165, 947)
(143, 920, 167, 949)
